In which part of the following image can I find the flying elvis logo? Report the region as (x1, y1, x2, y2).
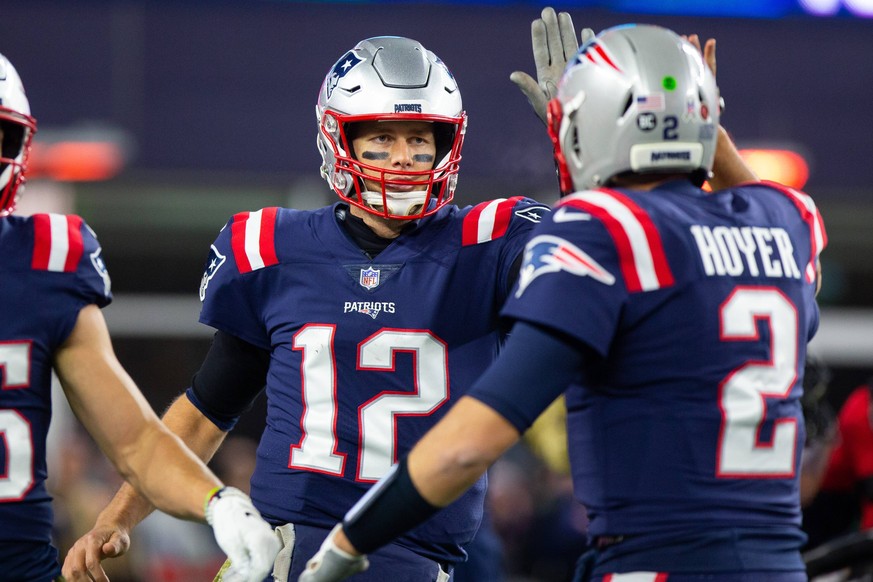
(326, 51, 363, 99)
(199, 245, 226, 301)
(516, 234, 615, 297)
(344, 301, 396, 320)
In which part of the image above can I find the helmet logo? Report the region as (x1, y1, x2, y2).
(326, 51, 363, 99)
(574, 42, 622, 73)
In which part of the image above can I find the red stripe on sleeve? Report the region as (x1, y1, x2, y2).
(31, 214, 52, 270)
(602, 190, 674, 287)
(565, 198, 644, 292)
(231, 212, 253, 273)
(764, 181, 827, 279)
(63, 215, 84, 272)
(461, 201, 489, 246)
(490, 196, 524, 241)
(258, 207, 279, 267)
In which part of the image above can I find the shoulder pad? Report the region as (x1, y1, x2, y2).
(229, 207, 280, 273)
(30, 213, 85, 272)
(560, 189, 675, 293)
(759, 181, 827, 283)
(462, 197, 548, 246)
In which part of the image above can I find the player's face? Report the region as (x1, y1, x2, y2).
(350, 121, 436, 193)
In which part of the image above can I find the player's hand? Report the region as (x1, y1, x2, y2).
(684, 34, 717, 78)
(61, 522, 131, 582)
(684, 33, 724, 113)
(298, 525, 369, 582)
(206, 487, 281, 582)
(510, 6, 595, 125)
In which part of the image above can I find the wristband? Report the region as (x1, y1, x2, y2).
(342, 458, 440, 554)
(204, 485, 225, 515)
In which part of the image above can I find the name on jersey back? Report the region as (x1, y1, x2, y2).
(690, 225, 801, 279)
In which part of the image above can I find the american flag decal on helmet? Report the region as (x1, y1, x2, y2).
(230, 207, 279, 273)
(559, 190, 674, 293)
(31, 213, 84, 272)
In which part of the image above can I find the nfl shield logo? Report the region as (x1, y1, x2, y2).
(359, 267, 380, 290)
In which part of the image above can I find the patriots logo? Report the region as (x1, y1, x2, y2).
(571, 40, 622, 74)
(516, 234, 615, 298)
(90, 247, 112, 297)
(326, 51, 363, 99)
(515, 205, 550, 223)
(199, 245, 226, 301)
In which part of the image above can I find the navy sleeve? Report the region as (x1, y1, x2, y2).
(187, 330, 269, 431)
(469, 321, 594, 433)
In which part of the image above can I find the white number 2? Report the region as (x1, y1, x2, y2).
(0, 341, 35, 501)
(717, 288, 798, 477)
(289, 326, 449, 482)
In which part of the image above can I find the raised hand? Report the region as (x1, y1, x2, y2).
(510, 7, 595, 125)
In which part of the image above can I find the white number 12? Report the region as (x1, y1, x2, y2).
(289, 326, 449, 482)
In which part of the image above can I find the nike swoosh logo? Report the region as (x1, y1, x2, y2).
(553, 207, 592, 222)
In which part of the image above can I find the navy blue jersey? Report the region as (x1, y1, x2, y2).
(197, 199, 548, 563)
(0, 213, 111, 580)
(502, 181, 825, 570)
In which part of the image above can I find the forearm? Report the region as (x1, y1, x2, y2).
(336, 397, 519, 556)
(709, 125, 757, 190)
(102, 395, 230, 525)
(408, 397, 519, 506)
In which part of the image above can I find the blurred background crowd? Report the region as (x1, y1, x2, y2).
(4, 0, 873, 579)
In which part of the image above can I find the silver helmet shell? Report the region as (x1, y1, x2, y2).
(0, 53, 36, 216)
(316, 36, 466, 220)
(548, 24, 719, 193)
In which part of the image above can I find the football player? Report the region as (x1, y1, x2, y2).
(64, 10, 758, 582)
(64, 34, 549, 582)
(0, 52, 279, 582)
(297, 23, 825, 582)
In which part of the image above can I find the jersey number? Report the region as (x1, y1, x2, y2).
(0, 341, 35, 501)
(289, 326, 449, 482)
(717, 288, 798, 477)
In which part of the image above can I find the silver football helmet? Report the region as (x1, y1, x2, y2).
(316, 36, 466, 220)
(547, 24, 719, 194)
(0, 53, 36, 216)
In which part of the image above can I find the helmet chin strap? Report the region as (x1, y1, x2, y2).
(360, 189, 428, 218)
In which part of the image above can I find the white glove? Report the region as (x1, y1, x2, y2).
(206, 487, 282, 582)
(510, 6, 595, 125)
(298, 524, 369, 582)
